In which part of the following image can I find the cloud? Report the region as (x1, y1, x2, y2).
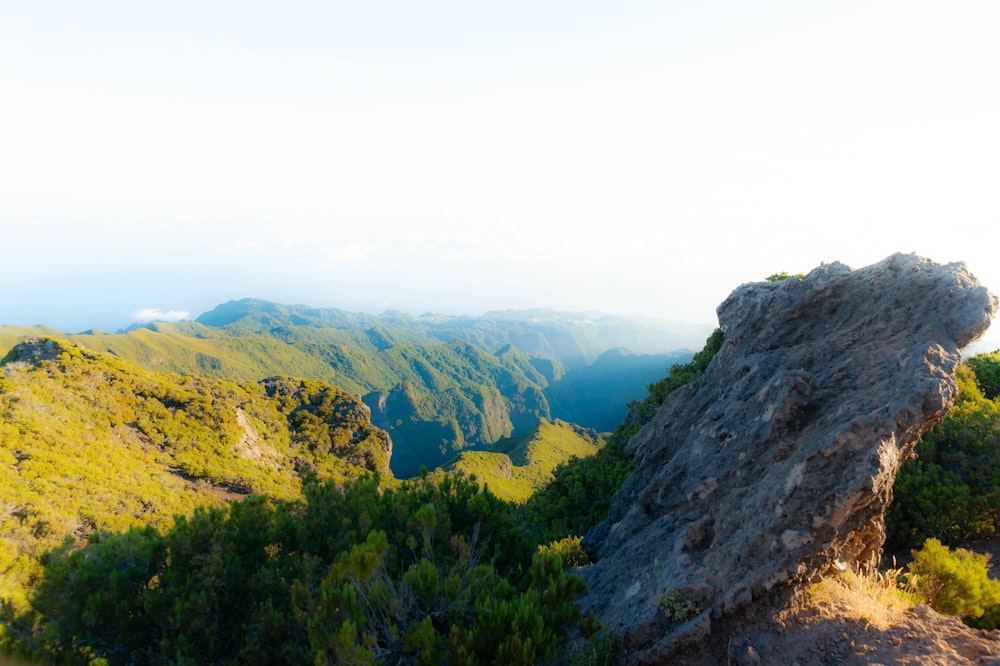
(131, 308, 191, 323)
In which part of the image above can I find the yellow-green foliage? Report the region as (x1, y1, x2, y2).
(76, 326, 343, 385)
(907, 538, 1000, 622)
(0, 338, 391, 610)
(435, 419, 606, 503)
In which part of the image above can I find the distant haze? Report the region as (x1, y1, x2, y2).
(1, 2, 997, 351)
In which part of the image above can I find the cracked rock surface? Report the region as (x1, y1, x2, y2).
(581, 253, 998, 663)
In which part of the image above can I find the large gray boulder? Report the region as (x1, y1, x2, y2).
(581, 253, 998, 663)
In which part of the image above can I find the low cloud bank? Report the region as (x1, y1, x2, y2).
(131, 308, 191, 323)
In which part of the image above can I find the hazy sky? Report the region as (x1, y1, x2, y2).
(2, 1, 997, 348)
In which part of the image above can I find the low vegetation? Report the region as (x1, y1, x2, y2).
(7, 474, 601, 665)
(809, 564, 916, 630)
(887, 353, 1000, 550)
(906, 538, 1000, 624)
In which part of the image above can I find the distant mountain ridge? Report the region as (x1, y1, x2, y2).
(0, 299, 710, 478)
(195, 298, 711, 367)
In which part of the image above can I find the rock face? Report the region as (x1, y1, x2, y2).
(581, 253, 998, 663)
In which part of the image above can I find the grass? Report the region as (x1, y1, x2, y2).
(808, 563, 919, 629)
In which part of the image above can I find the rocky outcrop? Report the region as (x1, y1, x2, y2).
(581, 253, 998, 663)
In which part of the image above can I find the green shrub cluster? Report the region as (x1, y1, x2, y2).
(884, 350, 1000, 628)
(4, 474, 592, 665)
(906, 538, 1000, 627)
(967, 351, 1000, 401)
(261, 376, 392, 477)
(887, 356, 1000, 549)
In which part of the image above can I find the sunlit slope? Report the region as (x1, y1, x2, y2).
(73, 324, 344, 384)
(434, 418, 607, 503)
(0, 338, 391, 607)
(5, 324, 343, 386)
(1, 323, 561, 478)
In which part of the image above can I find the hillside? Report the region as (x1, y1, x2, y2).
(0, 318, 715, 665)
(0, 338, 391, 608)
(1, 301, 698, 478)
(434, 418, 607, 503)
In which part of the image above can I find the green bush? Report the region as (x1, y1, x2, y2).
(10, 473, 593, 665)
(907, 538, 1000, 623)
(887, 363, 1000, 549)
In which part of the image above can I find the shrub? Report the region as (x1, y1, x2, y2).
(907, 538, 1000, 622)
(887, 364, 1000, 549)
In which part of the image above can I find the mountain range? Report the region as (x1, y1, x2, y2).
(1, 299, 709, 477)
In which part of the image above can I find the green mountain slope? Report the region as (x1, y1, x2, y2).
(75, 325, 343, 383)
(0, 326, 727, 665)
(72, 329, 557, 478)
(434, 418, 607, 503)
(0, 300, 702, 479)
(0, 326, 65, 357)
(0, 338, 391, 608)
(2, 328, 556, 478)
(361, 339, 553, 477)
(198, 298, 711, 368)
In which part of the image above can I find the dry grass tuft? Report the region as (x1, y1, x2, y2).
(809, 561, 919, 629)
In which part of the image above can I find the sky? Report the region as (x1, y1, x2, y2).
(1, 1, 998, 349)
